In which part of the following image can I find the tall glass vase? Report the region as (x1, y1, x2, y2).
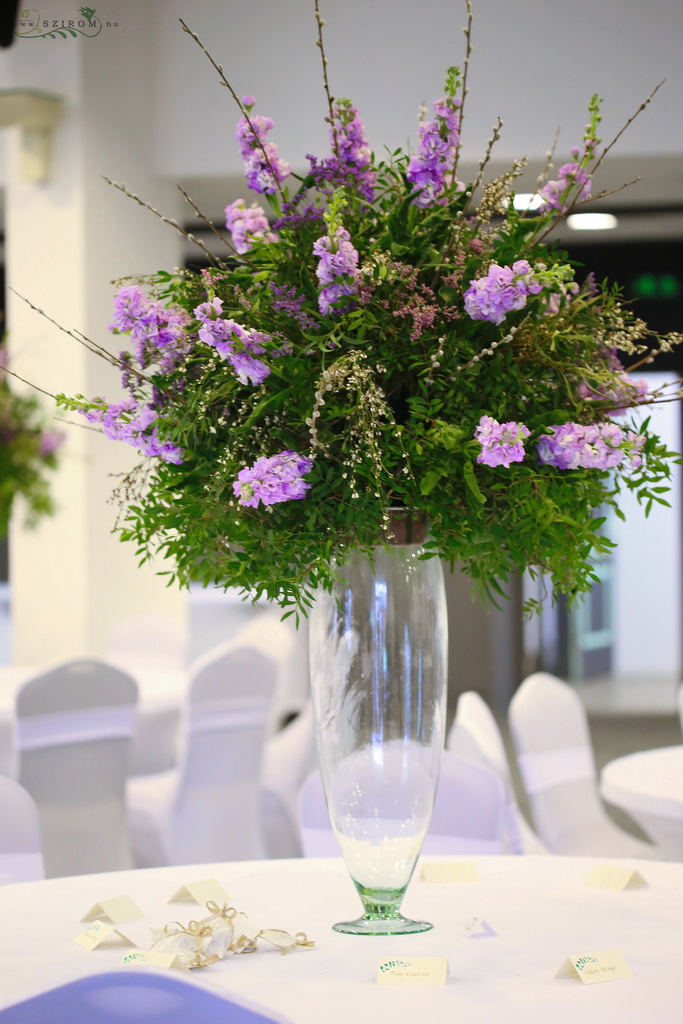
(309, 517, 448, 935)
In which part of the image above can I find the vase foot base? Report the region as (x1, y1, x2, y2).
(332, 915, 433, 935)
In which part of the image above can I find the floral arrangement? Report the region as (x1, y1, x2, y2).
(0, 351, 63, 536)
(57, 3, 681, 615)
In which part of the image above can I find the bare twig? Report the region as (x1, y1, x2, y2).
(314, 0, 338, 158)
(451, 0, 473, 183)
(0, 363, 58, 400)
(461, 116, 504, 217)
(535, 127, 560, 192)
(591, 80, 665, 180)
(103, 176, 227, 268)
(177, 186, 244, 260)
(179, 19, 287, 202)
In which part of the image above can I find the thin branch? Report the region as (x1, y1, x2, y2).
(103, 176, 227, 268)
(571, 177, 642, 207)
(535, 127, 560, 192)
(0, 364, 58, 400)
(461, 117, 504, 218)
(313, 0, 338, 158)
(179, 19, 287, 202)
(451, 0, 473, 183)
(177, 186, 245, 261)
(591, 80, 665, 180)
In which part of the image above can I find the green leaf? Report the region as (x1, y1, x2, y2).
(463, 462, 486, 503)
(420, 470, 442, 496)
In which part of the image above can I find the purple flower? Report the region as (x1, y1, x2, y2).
(81, 399, 183, 464)
(109, 286, 190, 374)
(464, 261, 542, 325)
(39, 430, 65, 457)
(307, 99, 376, 201)
(225, 199, 277, 254)
(194, 301, 274, 385)
(235, 107, 291, 194)
(474, 415, 530, 468)
(269, 283, 318, 329)
(536, 421, 641, 471)
(313, 225, 359, 317)
(233, 449, 314, 508)
(406, 97, 461, 207)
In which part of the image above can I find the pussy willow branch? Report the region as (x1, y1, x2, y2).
(314, 0, 338, 159)
(451, 0, 473, 184)
(11, 288, 173, 396)
(103, 176, 228, 269)
(179, 19, 287, 204)
(535, 127, 560, 192)
(591, 80, 665, 180)
(177, 186, 248, 263)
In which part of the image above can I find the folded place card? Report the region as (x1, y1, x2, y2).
(80, 895, 144, 924)
(584, 865, 648, 891)
(555, 948, 632, 985)
(121, 949, 189, 972)
(420, 861, 480, 883)
(376, 956, 449, 986)
(457, 916, 496, 938)
(74, 919, 138, 951)
(168, 879, 230, 905)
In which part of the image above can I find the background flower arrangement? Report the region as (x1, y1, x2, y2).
(0, 349, 63, 537)
(55, 3, 681, 616)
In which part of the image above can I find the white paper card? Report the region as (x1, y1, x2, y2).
(555, 948, 632, 985)
(376, 956, 449, 986)
(457, 915, 496, 938)
(167, 878, 229, 905)
(74, 919, 137, 951)
(420, 861, 480, 883)
(121, 949, 189, 972)
(80, 895, 144, 924)
(584, 864, 648, 891)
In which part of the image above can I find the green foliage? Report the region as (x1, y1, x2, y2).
(0, 376, 62, 536)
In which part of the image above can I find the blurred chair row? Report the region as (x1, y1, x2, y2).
(1, 665, 678, 884)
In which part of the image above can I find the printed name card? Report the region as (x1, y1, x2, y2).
(457, 916, 496, 939)
(168, 878, 230, 905)
(420, 861, 480, 883)
(74, 919, 137, 951)
(80, 895, 144, 925)
(376, 956, 449, 986)
(121, 949, 189, 972)
(555, 948, 632, 985)
(584, 865, 648, 891)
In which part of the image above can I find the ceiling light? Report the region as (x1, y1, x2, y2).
(511, 193, 545, 211)
(566, 213, 618, 231)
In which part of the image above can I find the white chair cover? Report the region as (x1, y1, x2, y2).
(0, 969, 293, 1024)
(447, 690, 548, 854)
(508, 672, 661, 858)
(678, 682, 683, 736)
(15, 659, 138, 878)
(232, 610, 310, 733)
(297, 750, 507, 858)
(127, 643, 276, 867)
(0, 777, 44, 884)
(261, 701, 317, 858)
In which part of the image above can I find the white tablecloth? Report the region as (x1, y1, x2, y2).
(601, 745, 683, 859)
(0, 855, 681, 1023)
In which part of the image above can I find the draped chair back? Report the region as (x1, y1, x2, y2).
(0, 777, 44, 884)
(16, 659, 138, 877)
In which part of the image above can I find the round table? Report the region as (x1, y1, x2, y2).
(600, 745, 683, 859)
(0, 855, 682, 1023)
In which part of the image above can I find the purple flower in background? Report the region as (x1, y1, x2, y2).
(39, 430, 65, 458)
(577, 370, 649, 416)
(225, 199, 277, 254)
(194, 300, 275, 385)
(233, 449, 314, 508)
(313, 225, 359, 316)
(474, 415, 530, 468)
(464, 261, 542, 325)
(235, 107, 291, 194)
(406, 97, 461, 207)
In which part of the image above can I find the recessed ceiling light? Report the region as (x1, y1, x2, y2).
(508, 193, 545, 211)
(567, 213, 618, 231)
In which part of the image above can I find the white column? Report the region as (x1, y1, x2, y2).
(3, 5, 186, 664)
